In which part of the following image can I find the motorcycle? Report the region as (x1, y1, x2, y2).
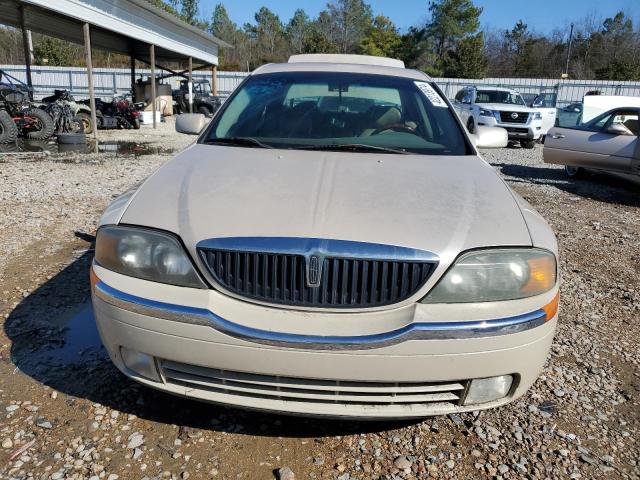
(80, 95, 141, 130)
(41, 90, 92, 134)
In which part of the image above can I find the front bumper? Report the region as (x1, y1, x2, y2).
(477, 114, 542, 140)
(91, 267, 558, 419)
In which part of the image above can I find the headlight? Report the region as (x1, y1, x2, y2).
(479, 108, 494, 117)
(533, 112, 542, 120)
(95, 226, 206, 288)
(422, 248, 556, 303)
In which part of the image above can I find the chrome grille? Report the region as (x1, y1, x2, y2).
(198, 246, 437, 308)
(161, 360, 468, 406)
(499, 111, 529, 124)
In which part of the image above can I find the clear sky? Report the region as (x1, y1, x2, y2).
(199, 0, 640, 33)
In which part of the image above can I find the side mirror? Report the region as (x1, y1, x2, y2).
(607, 123, 633, 136)
(473, 126, 509, 148)
(176, 113, 206, 135)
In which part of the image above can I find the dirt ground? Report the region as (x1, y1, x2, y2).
(0, 124, 638, 480)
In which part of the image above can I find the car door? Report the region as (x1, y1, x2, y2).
(452, 88, 470, 122)
(544, 109, 639, 173)
(533, 91, 558, 134)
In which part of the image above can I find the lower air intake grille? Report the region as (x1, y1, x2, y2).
(161, 360, 468, 407)
(198, 248, 437, 308)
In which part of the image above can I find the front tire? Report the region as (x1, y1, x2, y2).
(0, 110, 18, 143)
(565, 166, 584, 178)
(466, 117, 476, 134)
(25, 108, 55, 140)
(520, 139, 536, 149)
(77, 112, 92, 134)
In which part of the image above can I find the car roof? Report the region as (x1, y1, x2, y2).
(475, 86, 517, 93)
(252, 57, 431, 82)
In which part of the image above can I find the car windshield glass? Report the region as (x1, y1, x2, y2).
(475, 90, 525, 106)
(203, 72, 469, 155)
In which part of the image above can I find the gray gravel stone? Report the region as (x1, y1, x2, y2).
(276, 466, 295, 480)
(393, 455, 412, 470)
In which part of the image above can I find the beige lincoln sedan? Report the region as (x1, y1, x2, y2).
(544, 107, 639, 180)
(91, 54, 559, 419)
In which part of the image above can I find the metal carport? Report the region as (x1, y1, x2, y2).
(0, 0, 231, 136)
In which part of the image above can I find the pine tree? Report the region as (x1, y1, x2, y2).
(358, 16, 401, 58)
(286, 9, 310, 54)
(180, 0, 199, 26)
(442, 31, 487, 78)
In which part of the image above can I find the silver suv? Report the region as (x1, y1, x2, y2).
(453, 86, 544, 148)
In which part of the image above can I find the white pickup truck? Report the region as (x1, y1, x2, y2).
(453, 86, 544, 148)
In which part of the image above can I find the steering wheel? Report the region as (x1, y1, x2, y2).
(371, 124, 417, 135)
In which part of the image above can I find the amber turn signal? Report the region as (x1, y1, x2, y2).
(90, 266, 100, 291)
(542, 291, 560, 321)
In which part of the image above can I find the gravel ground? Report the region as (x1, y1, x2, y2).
(0, 127, 638, 480)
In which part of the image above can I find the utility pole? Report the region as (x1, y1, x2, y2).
(18, 5, 33, 98)
(564, 23, 574, 78)
(188, 56, 193, 113)
(83, 23, 98, 140)
(150, 44, 156, 129)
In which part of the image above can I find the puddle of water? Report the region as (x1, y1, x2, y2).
(33, 302, 105, 365)
(0, 139, 174, 156)
(96, 141, 174, 156)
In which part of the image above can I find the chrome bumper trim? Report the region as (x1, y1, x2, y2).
(94, 282, 547, 350)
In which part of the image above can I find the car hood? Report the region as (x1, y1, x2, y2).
(479, 103, 533, 113)
(120, 144, 531, 264)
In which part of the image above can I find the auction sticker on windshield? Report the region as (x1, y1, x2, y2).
(414, 82, 448, 108)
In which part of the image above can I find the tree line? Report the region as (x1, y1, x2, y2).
(0, 0, 639, 81)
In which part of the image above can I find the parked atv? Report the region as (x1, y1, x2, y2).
(41, 90, 92, 133)
(0, 84, 54, 143)
(0, 110, 17, 143)
(172, 79, 223, 116)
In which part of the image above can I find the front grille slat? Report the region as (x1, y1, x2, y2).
(321, 258, 329, 305)
(360, 261, 369, 305)
(199, 245, 437, 308)
(290, 256, 297, 302)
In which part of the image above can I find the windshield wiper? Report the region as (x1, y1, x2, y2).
(295, 143, 409, 155)
(204, 137, 273, 149)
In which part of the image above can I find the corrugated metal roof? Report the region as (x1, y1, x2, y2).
(0, 0, 229, 65)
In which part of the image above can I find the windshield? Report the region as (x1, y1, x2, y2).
(197, 82, 211, 95)
(203, 72, 469, 155)
(475, 90, 525, 106)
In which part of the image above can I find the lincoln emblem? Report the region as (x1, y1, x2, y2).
(307, 255, 321, 287)
(511, 112, 519, 119)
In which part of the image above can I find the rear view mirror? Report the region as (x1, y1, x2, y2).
(473, 126, 508, 148)
(607, 123, 633, 136)
(176, 113, 206, 135)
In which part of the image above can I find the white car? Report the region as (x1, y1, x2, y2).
(91, 54, 559, 419)
(453, 86, 544, 148)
